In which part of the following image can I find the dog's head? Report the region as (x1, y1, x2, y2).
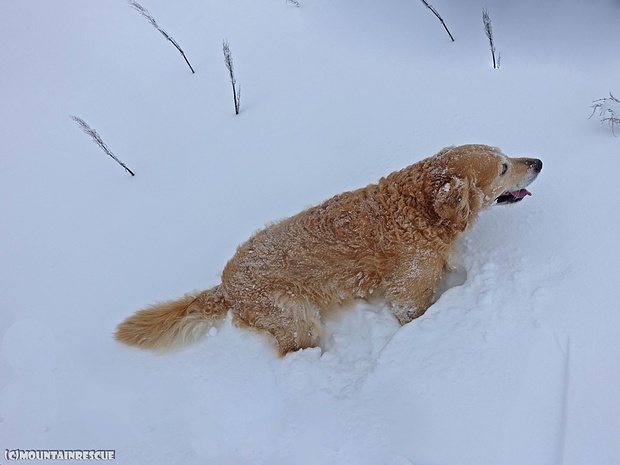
(428, 144, 542, 231)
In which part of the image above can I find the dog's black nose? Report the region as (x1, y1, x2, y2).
(530, 159, 543, 172)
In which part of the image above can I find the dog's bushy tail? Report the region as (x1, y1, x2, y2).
(114, 285, 229, 351)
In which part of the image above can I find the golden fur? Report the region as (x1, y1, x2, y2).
(115, 144, 542, 356)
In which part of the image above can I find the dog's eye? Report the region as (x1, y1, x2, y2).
(500, 162, 508, 176)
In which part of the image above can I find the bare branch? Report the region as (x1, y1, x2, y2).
(70, 116, 135, 176)
(223, 40, 241, 115)
(591, 93, 620, 136)
(482, 8, 499, 69)
(419, 0, 454, 42)
(128, 0, 195, 74)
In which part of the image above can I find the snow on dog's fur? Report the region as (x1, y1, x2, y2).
(115, 144, 542, 356)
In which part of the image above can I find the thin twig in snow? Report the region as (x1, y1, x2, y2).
(128, 0, 195, 74)
(70, 116, 135, 176)
(590, 93, 620, 136)
(419, 0, 454, 42)
(223, 40, 241, 115)
(482, 8, 499, 69)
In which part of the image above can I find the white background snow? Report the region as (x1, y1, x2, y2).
(2, 0, 620, 463)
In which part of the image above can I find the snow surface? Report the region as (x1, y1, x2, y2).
(2, 0, 620, 464)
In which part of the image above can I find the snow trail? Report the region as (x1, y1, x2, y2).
(500, 330, 570, 465)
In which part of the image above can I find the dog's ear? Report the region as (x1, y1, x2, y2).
(433, 176, 483, 231)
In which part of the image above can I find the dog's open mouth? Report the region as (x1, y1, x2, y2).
(495, 189, 532, 204)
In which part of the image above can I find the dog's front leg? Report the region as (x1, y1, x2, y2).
(387, 292, 434, 325)
(385, 266, 442, 325)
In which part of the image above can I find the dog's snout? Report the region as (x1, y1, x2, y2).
(529, 159, 543, 172)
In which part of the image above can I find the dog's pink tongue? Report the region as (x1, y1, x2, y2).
(510, 189, 532, 198)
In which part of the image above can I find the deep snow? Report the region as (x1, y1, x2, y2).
(1, 0, 620, 464)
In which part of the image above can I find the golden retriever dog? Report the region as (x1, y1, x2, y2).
(115, 144, 542, 356)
